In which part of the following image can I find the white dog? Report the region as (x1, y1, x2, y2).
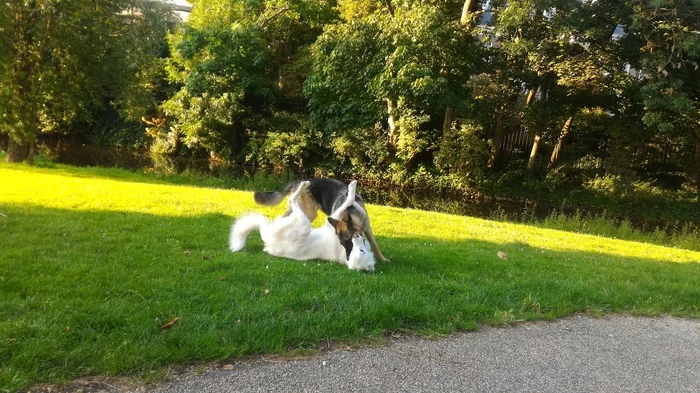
(229, 180, 376, 271)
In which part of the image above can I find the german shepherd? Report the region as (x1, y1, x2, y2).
(254, 178, 389, 262)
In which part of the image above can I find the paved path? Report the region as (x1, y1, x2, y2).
(150, 315, 699, 393)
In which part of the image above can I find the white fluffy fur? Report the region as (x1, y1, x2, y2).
(229, 180, 375, 271)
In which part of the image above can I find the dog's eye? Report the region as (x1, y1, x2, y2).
(360, 250, 365, 254)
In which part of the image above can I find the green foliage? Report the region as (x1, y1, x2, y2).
(74, 108, 147, 148)
(435, 123, 489, 186)
(521, 91, 568, 139)
(486, 0, 634, 170)
(374, 5, 479, 112)
(0, 0, 175, 149)
(632, 0, 700, 142)
(394, 109, 432, 162)
(4, 0, 700, 205)
(257, 112, 320, 172)
(640, 78, 698, 139)
(307, 1, 481, 174)
(544, 165, 585, 192)
(330, 125, 392, 175)
(162, 0, 338, 164)
(305, 17, 386, 133)
(278, 45, 315, 101)
(528, 209, 700, 252)
(163, 23, 273, 161)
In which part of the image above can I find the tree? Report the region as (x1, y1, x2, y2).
(487, 0, 631, 172)
(305, 16, 386, 137)
(306, 1, 480, 170)
(376, 4, 479, 151)
(0, 0, 175, 163)
(545, 0, 634, 170)
(442, 0, 481, 137)
(486, 0, 561, 171)
(467, 62, 525, 169)
(629, 0, 700, 186)
(163, 23, 273, 160)
(162, 0, 338, 164)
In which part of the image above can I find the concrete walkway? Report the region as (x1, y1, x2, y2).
(148, 315, 699, 393)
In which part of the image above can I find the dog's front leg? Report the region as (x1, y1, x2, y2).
(364, 224, 390, 262)
(352, 201, 390, 262)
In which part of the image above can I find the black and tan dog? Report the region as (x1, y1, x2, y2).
(254, 178, 389, 262)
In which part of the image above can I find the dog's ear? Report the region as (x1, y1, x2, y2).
(327, 217, 348, 234)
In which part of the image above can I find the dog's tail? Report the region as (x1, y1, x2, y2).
(253, 181, 301, 206)
(229, 213, 270, 252)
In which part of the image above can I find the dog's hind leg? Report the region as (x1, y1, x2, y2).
(264, 182, 312, 243)
(287, 181, 310, 213)
(285, 181, 313, 232)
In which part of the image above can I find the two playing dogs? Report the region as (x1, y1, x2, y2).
(229, 179, 387, 271)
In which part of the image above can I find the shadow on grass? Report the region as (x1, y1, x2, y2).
(2, 204, 699, 391)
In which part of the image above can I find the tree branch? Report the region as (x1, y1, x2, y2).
(258, 7, 290, 28)
(383, 0, 394, 17)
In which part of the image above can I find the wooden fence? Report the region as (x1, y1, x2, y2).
(499, 127, 693, 175)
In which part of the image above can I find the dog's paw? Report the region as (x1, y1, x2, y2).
(299, 180, 311, 190)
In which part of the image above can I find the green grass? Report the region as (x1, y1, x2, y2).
(492, 209, 700, 252)
(1, 161, 699, 392)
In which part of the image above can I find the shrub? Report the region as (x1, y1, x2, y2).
(330, 125, 392, 177)
(257, 112, 320, 173)
(434, 122, 489, 187)
(544, 165, 584, 192)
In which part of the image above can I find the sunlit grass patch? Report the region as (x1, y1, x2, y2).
(1, 162, 699, 392)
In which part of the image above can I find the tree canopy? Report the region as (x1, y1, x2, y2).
(2, 0, 699, 189)
(0, 0, 176, 162)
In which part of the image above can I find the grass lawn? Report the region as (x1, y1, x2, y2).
(1, 160, 699, 392)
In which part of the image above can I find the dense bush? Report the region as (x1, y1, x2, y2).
(435, 123, 489, 188)
(257, 112, 320, 173)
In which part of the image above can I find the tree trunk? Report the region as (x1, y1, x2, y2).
(442, 106, 455, 136)
(528, 132, 542, 171)
(6, 0, 39, 164)
(460, 0, 479, 25)
(525, 88, 536, 106)
(387, 98, 398, 146)
(548, 115, 574, 171)
(523, 88, 538, 172)
(27, 138, 36, 164)
(692, 135, 700, 188)
(488, 115, 504, 168)
(383, 0, 394, 16)
(5, 138, 29, 163)
(25, 97, 38, 164)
